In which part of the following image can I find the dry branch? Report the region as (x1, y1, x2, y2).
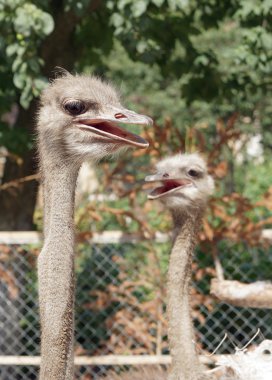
(0, 174, 39, 191)
(211, 279, 272, 308)
(0, 354, 218, 366)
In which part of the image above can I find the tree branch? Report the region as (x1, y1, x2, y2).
(211, 279, 272, 308)
(0, 174, 39, 191)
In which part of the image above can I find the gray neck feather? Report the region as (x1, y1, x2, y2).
(167, 208, 205, 380)
(38, 156, 80, 380)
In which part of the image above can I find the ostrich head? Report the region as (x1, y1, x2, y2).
(37, 73, 152, 162)
(145, 153, 214, 211)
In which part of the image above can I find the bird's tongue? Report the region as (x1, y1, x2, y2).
(149, 179, 191, 198)
(78, 120, 148, 148)
(152, 180, 183, 196)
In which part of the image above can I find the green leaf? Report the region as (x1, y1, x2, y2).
(151, 0, 165, 6)
(28, 58, 40, 73)
(32, 77, 47, 97)
(167, 0, 184, 11)
(20, 80, 32, 109)
(13, 72, 25, 89)
(131, 0, 148, 17)
(12, 56, 23, 72)
(195, 55, 209, 66)
(40, 12, 54, 35)
(111, 13, 124, 28)
(117, 0, 132, 11)
(6, 43, 18, 57)
(136, 41, 147, 54)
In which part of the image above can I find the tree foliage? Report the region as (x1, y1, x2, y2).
(1, 0, 272, 148)
(0, 0, 272, 228)
(0, 1, 53, 109)
(108, 0, 272, 102)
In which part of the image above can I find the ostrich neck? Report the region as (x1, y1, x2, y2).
(167, 208, 204, 380)
(42, 162, 79, 237)
(38, 157, 80, 380)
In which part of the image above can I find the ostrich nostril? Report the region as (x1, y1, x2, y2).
(163, 173, 169, 178)
(115, 113, 127, 119)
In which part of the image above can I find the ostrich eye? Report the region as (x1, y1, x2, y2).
(263, 349, 271, 355)
(188, 169, 199, 177)
(63, 101, 86, 115)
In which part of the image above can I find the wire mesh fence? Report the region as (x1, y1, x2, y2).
(0, 233, 271, 379)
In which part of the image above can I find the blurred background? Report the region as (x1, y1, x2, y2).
(0, 0, 272, 379)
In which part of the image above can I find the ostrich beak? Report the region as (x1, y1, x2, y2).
(74, 106, 153, 148)
(145, 172, 170, 182)
(108, 106, 153, 126)
(145, 173, 192, 199)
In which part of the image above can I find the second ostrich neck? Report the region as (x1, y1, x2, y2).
(38, 158, 80, 380)
(167, 208, 204, 380)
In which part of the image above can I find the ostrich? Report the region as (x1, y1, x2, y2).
(36, 72, 152, 380)
(104, 153, 214, 380)
(142, 153, 271, 380)
(104, 154, 271, 380)
(146, 153, 214, 380)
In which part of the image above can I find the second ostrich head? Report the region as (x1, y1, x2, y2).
(38, 73, 152, 163)
(145, 155, 214, 380)
(145, 153, 214, 211)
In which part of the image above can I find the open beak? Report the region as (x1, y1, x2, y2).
(145, 172, 192, 200)
(74, 106, 152, 148)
